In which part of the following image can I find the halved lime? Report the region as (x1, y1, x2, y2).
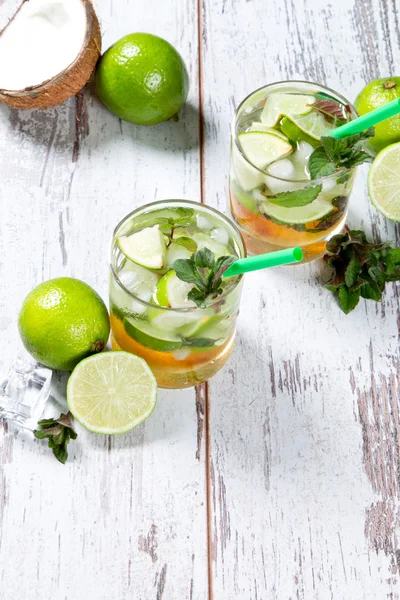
(153, 269, 194, 308)
(67, 351, 157, 434)
(261, 196, 333, 224)
(118, 225, 166, 269)
(368, 142, 400, 221)
(280, 117, 320, 147)
(238, 131, 292, 169)
(285, 112, 334, 141)
(261, 93, 315, 127)
(248, 122, 289, 140)
(124, 316, 182, 351)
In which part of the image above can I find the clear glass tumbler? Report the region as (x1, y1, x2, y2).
(229, 81, 358, 262)
(109, 200, 246, 389)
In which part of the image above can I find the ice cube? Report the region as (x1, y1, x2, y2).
(197, 214, 213, 230)
(165, 243, 191, 267)
(297, 141, 314, 160)
(211, 227, 229, 246)
(267, 158, 295, 179)
(264, 176, 300, 194)
(322, 178, 336, 192)
(172, 348, 192, 361)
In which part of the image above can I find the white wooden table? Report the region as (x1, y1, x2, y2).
(1, 0, 400, 598)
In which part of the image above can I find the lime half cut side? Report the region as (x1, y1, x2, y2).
(67, 351, 157, 434)
(118, 225, 166, 269)
(368, 142, 400, 221)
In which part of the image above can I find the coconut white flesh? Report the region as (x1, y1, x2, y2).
(0, 0, 87, 91)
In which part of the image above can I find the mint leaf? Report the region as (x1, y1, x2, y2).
(187, 287, 208, 307)
(308, 147, 336, 179)
(266, 184, 322, 207)
(194, 247, 215, 269)
(359, 281, 382, 301)
(173, 236, 198, 253)
(338, 285, 360, 314)
(181, 337, 216, 348)
(172, 258, 205, 287)
(34, 411, 77, 464)
(345, 253, 362, 288)
(312, 99, 347, 124)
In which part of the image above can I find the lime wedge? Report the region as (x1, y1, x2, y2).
(261, 93, 315, 127)
(248, 122, 289, 140)
(153, 269, 195, 308)
(261, 196, 333, 224)
(191, 232, 230, 257)
(280, 117, 320, 147)
(368, 142, 400, 221)
(238, 131, 292, 169)
(67, 351, 157, 434)
(124, 316, 182, 351)
(118, 225, 166, 269)
(231, 142, 264, 191)
(285, 112, 334, 141)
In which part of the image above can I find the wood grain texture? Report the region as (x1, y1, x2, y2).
(0, 1, 207, 599)
(200, 0, 400, 597)
(1, 0, 400, 598)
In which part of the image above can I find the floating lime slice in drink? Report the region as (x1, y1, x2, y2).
(248, 121, 289, 140)
(368, 141, 400, 221)
(192, 232, 231, 257)
(284, 112, 335, 141)
(231, 142, 264, 191)
(280, 117, 320, 147)
(118, 225, 166, 269)
(261, 93, 315, 127)
(153, 269, 194, 307)
(124, 316, 182, 351)
(261, 196, 333, 224)
(238, 131, 292, 169)
(67, 351, 157, 434)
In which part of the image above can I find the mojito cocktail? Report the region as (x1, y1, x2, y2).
(110, 200, 245, 389)
(229, 81, 358, 262)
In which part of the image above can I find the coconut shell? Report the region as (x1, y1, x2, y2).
(0, 0, 101, 109)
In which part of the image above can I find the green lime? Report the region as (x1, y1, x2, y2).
(67, 351, 157, 434)
(368, 142, 400, 221)
(124, 316, 182, 352)
(19, 278, 110, 371)
(261, 93, 315, 127)
(261, 196, 333, 224)
(280, 116, 320, 147)
(248, 121, 289, 140)
(153, 269, 194, 308)
(355, 78, 400, 152)
(238, 131, 292, 169)
(283, 112, 334, 141)
(96, 33, 189, 126)
(118, 225, 166, 269)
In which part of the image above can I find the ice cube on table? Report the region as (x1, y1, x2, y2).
(0, 354, 52, 430)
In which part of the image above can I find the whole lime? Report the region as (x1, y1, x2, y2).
(18, 278, 110, 371)
(96, 33, 189, 126)
(355, 77, 400, 152)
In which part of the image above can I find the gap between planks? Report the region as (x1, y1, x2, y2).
(197, 0, 214, 599)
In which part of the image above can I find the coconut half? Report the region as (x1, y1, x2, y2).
(0, 0, 101, 109)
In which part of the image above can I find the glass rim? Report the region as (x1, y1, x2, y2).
(231, 79, 358, 184)
(110, 199, 247, 313)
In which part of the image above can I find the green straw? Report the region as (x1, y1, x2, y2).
(222, 247, 303, 278)
(327, 98, 400, 140)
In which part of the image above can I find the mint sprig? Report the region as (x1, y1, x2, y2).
(309, 128, 375, 180)
(34, 411, 77, 464)
(262, 184, 322, 208)
(324, 227, 400, 313)
(172, 247, 237, 308)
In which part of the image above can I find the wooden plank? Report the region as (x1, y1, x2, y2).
(0, 1, 207, 598)
(200, 0, 400, 597)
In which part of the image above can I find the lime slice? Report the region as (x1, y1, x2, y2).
(280, 117, 320, 147)
(118, 225, 166, 269)
(368, 142, 400, 221)
(261, 93, 315, 127)
(67, 351, 157, 434)
(191, 231, 230, 257)
(153, 269, 195, 308)
(124, 316, 182, 351)
(231, 141, 264, 191)
(238, 131, 292, 169)
(248, 122, 289, 140)
(261, 196, 333, 224)
(286, 112, 334, 141)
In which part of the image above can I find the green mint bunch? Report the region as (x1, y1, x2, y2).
(34, 411, 77, 464)
(324, 227, 400, 313)
(308, 128, 375, 180)
(172, 247, 237, 308)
